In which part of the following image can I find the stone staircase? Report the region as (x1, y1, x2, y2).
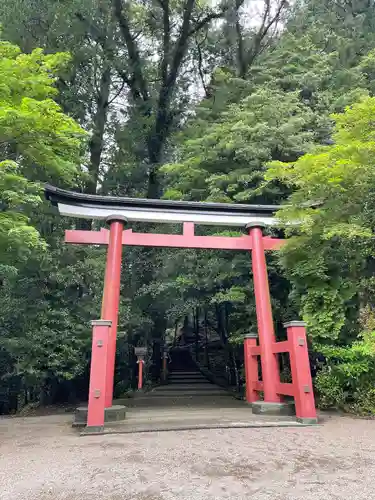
(105, 348, 302, 432)
(127, 347, 238, 408)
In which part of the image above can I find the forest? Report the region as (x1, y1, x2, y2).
(1, 0, 375, 415)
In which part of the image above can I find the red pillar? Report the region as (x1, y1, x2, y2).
(137, 359, 144, 390)
(248, 223, 281, 403)
(161, 347, 169, 383)
(102, 216, 125, 408)
(87, 320, 111, 431)
(161, 356, 167, 382)
(285, 321, 318, 423)
(162, 356, 167, 375)
(244, 333, 259, 403)
(135, 347, 147, 390)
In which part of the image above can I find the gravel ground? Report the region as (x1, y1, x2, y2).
(0, 413, 374, 500)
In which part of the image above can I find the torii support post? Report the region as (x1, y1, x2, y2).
(247, 223, 281, 404)
(86, 320, 111, 432)
(102, 216, 125, 408)
(285, 321, 318, 424)
(244, 333, 260, 404)
(243, 323, 318, 421)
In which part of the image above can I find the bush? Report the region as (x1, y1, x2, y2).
(350, 386, 375, 416)
(315, 369, 346, 409)
(314, 332, 375, 415)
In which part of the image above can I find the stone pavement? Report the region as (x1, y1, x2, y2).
(97, 363, 301, 434)
(98, 404, 303, 435)
(0, 412, 374, 500)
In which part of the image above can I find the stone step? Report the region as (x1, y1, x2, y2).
(144, 389, 230, 398)
(125, 395, 237, 408)
(167, 379, 208, 385)
(157, 383, 219, 392)
(169, 370, 202, 377)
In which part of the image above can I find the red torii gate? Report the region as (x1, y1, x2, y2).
(46, 185, 317, 431)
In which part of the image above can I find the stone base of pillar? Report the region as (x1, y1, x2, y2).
(82, 425, 105, 435)
(251, 401, 295, 417)
(72, 404, 126, 428)
(297, 416, 318, 425)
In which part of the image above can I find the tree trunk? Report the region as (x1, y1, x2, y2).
(204, 309, 210, 369)
(77, 65, 111, 231)
(86, 66, 111, 195)
(215, 303, 231, 382)
(194, 306, 200, 358)
(173, 320, 178, 346)
(146, 164, 161, 199)
(231, 349, 240, 390)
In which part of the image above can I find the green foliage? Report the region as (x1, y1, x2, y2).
(314, 370, 346, 409)
(0, 244, 108, 399)
(0, 40, 86, 275)
(162, 86, 317, 203)
(0, 160, 45, 273)
(315, 332, 375, 414)
(0, 40, 86, 407)
(0, 41, 86, 181)
(268, 96, 375, 342)
(211, 286, 247, 305)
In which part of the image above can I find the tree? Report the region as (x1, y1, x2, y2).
(0, 41, 85, 274)
(267, 96, 375, 342)
(266, 92, 375, 415)
(161, 84, 320, 203)
(110, 0, 289, 198)
(0, 0, 125, 195)
(0, 40, 87, 408)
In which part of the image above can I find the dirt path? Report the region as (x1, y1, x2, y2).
(0, 413, 374, 500)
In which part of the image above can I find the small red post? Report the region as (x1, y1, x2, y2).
(87, 320, 111, 431)
(135, 347, 147, 390)
(285, 321, 318, 424)
(102, 216, 125, 408)
(137, 360, 144, 390)
(162, 348, 168, 383)
(248, 223, 281, 403)
(244, 333, 259, 403)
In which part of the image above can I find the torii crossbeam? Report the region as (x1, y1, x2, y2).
(65, 222, 285, 250)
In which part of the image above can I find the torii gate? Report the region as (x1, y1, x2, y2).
(45, 185, 317, 432)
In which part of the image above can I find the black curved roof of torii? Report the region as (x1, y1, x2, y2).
(45, 184, 281, 215)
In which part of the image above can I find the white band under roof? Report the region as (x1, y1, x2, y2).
(58, 202, 278, 227)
